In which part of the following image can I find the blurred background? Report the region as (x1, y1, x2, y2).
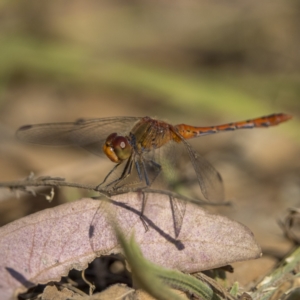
(0, 0, 299, 289)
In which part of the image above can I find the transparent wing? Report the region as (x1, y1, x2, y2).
(169, 195, 186, 238)
(179, 137, 224, 202)
(16, 116, 141, 156)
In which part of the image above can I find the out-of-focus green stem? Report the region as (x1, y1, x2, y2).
(116, 227, 226, 300)
(250, 246, 300, 300)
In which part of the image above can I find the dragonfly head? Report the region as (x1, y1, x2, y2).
(103, 133, 132, 163)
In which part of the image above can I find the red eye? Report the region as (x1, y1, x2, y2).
(105, 133, 117, 145)
(112, 136, 127, 149)
(103, 134, 132, 163)
(112, 136, 131, 160)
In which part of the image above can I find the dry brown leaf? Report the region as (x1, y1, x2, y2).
(42, 284, 134, 300)
(42, 285, 82, 300)
(0, 192, 261, 299)
(94, 284, 134, 300)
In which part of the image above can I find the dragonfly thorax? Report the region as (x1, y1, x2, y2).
(103, 133, 132, 163)
(130, 117, 177, 151)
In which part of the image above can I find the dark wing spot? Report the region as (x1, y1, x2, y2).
(75, 118, 86, 125)
(216, 172, 223, 182)
(18, 124, 33, 131)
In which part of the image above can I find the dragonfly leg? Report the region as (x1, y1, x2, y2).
(134, 159, 143, 182)
(143, 159, 162, 186)
(104, 156, 134, 190)
(120, 157, 162, 189)
(135, 157, 161, 186)
(96, 163, 122, 190)
(110, 156, 149, 190)
(104, 156, 162, 192)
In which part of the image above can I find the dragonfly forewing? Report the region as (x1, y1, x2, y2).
(16, 117, 140, 156)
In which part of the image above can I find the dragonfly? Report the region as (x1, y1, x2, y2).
(16, 113, 291, 237)
(16, 113, 291, 201)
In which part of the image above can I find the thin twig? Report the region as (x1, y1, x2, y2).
(0, 176, 231, 208)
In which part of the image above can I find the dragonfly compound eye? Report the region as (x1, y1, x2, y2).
(112, 136, 132, 160)
(103, 133, 132, 163)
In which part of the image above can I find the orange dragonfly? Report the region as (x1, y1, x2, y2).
(16, 113, 291, 203)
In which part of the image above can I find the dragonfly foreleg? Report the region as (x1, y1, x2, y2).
(104, 155, 135, 190)
(96, 162, 121, 190)
(111, 156, 148, 190)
